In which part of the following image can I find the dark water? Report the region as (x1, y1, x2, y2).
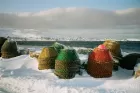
(17, 41, 140, 53)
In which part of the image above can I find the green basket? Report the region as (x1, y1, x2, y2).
(52, 42, 65, 53)
(54, 49, 81, 79)
(56, 49, 80, 62)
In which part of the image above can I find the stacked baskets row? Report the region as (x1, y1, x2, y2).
(1, 37, 139, 79)
(37, 42, 81, 79)
(37, 40, 122, 79)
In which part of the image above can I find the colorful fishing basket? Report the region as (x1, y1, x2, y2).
(38, 47, 58, 70)
(54, 49, 81, 79)
(52, 42, 65, 53)
(1, 40, 18, 58)
(87, 44, 113, 78)
(103, 40, 122, 57)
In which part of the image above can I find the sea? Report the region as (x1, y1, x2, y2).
(17, 41, 140, 53)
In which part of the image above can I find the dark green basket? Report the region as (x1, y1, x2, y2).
(54, 49, 81, 79)
(1, 40, 18, 58)
(56, 49, 80, 62)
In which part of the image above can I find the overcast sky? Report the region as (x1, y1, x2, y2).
(0, 0, 140, 29)
(0, 7, 139, 29)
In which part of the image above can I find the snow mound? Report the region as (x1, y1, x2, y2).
(0, 55, 140, 93)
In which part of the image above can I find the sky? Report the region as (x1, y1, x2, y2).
(0, 0, 140, 12)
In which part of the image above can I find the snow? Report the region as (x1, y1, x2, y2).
(0, 51, 140, 93)
(1, 28, 140, 41)
(134, 58, 140, 71)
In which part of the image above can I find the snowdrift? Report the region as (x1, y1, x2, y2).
(0, 53, 140, 93)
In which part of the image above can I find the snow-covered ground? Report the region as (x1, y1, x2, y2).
(0, 48, 140, 93)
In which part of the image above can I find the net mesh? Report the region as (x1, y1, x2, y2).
(38, 47, 57, 70)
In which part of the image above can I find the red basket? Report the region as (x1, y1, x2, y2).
(87, 45, 113, 78)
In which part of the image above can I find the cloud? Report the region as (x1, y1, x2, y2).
(0, 7, 140, 29)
